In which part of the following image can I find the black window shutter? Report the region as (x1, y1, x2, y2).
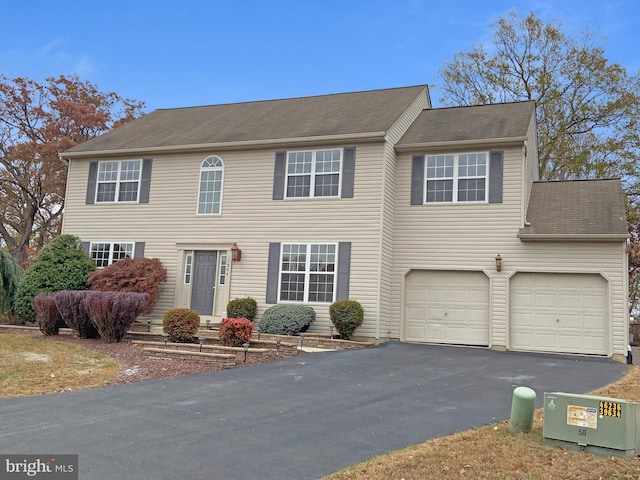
(81, 242, 90, 255)
(134, 242, 145, 258)
(86, 162, 98, 204)
(272, 152, 286, 200)
(341, 147, 356, 198)
(139, 159, 152, 203)
(410, 155, 425, 205)
(266, 243, 281, 304)
(336, 242, 352, 300)
(489, 151, 504, 204)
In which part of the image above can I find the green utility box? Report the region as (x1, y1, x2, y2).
(543, 392, 640, 457)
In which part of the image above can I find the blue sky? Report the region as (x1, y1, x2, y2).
(2, 1, 638, 112)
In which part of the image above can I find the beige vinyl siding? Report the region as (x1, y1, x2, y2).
(63, 142, 390, 336)
(375, 91, 431, 338)
(392, 145, 627, 357)
(523, 113, 539, 218)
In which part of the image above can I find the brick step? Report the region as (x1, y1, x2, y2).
(142, 347, 236, 367)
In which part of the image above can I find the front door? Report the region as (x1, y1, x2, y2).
(190, 251, 217, 315)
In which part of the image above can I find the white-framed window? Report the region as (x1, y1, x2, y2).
(425, 152, 487, 203)
(96, 160, 142, 202)
(90, 242, 134, 267)
(197, 156, 224, 214)
(218, 254, 227, 285)
(286, 149, 341, 198)
(184, 253, 193, 284)
(279, 243, 336, 303)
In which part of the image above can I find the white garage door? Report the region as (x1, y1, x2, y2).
(510, 273, 608, 355)
(405, 270, 489, 345)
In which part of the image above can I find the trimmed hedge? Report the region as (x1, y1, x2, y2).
(329, 299, 364, 340)
(163, 308, 200, 343)
(258, 304, 315, 336)
(226, 297, 257, 321)
(14, 235, 95, 323)
(53, 290, 98, 339)
(34, 293, 64, 336)
(84, 291, 150, 343)
(219, 317, 253, 347)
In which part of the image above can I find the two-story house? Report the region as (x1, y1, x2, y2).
(60, 85, 630, 361)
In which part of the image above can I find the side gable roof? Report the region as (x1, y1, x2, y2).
(518, 178, 629, 241)
(397, 101, 535, 147)
(63, 85, 429, 156)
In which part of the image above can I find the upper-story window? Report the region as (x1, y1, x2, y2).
(90, 242, 134, 267)
(286, 149, 342, 198)
(197, 156, 224, 215)
(425, 152, 487, 203)
(96, 160, 142, 202)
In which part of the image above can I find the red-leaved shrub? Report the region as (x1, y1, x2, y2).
(162, 308, 200, 343)
(88, 258, 166, 315)
(219, 317, 253, 347)
(34, 293, 64, 336)
(53, 290, 98, 339)
(84, 291, 150, 343)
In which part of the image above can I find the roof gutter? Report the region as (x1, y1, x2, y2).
(517, 232, 630, 242)
(395, 136, 527, 152)
(60, 131, 387, 159)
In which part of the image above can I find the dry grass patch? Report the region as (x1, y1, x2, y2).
(324, 365, 640, 480)
(0, 333, 120, 397)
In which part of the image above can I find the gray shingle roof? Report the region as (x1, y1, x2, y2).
(397, 101, 535, 146)
(519, 178, 628, 240)
(64, 85, 428, 154)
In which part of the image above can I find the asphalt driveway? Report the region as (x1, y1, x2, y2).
(0, 342, 627, 480)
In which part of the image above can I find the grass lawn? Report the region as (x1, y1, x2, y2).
(323, 365, 640, 480)
(0, 333, 120, 397)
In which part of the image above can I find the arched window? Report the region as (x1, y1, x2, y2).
(197, 156, 224, 214)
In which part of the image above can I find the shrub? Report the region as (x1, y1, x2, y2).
(88, 257, 167, 315)
(258, 304, 315, 336)
(226, 297, 257, 321)
(84, 291, 150, 343)
(162, 308, 200, 343)
(219, 317, 253, 347)
(329, 299, 364, 340)
(14, 235, 95, 323)
(34, 293, 64, 336)
(54, 290, 98, 339)
(0, 250, 21, 321)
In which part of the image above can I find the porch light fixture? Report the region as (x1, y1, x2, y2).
(231, 242, 242, 262)
(495, 254, 503, 272)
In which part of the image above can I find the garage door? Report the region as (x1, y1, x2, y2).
(405, 270, 489, 345)
(510, 273, 608, 355)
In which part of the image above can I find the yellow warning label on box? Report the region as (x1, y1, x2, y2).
(567, 405, 598, 429)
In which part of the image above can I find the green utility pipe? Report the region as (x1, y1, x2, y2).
(510, 386, 536, 433)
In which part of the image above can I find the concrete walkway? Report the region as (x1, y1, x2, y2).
(0, 342, 627, 480)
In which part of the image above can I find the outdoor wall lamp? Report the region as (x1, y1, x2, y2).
(231, 242, 242, 262)
(495, 254, 503, 272)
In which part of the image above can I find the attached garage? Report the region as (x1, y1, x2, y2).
(510, 272, 609, 355)
(404, 270, 489, 345)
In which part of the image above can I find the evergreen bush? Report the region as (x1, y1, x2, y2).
(0, 250, 21, 321)
(14, 235, 95, 323)
(258, 304, 315, 336)
(84, 291, 150, 343)
(34, 293, 64, 336)
(219, 317, 253, 347)
(88, 257, 167, 315)
(329, 299, 364, 340)
(162, 308, 200, 343)
(226, 297, 257, 321)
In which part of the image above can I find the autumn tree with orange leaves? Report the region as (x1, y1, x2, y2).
(0, 75, 145, 266)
